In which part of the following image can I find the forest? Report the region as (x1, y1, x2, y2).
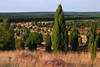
(1, 12, 100, 22)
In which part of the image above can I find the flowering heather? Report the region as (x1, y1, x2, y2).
(0, 50, 100, 67)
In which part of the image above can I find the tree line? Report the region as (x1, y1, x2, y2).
(1, 14, 100, 23)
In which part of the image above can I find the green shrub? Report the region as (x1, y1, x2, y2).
(0, 19, 15, 50)
(79, 37, 82, 45)
(11, 25, 17, 29)
(18, 24, 21, 29)
(15, 40, 24, 50)
(16, 30, 20, 36)
(69, 28, 79, 51)
(45, 33, 52, 52)
(26, 32, 43, 50)
(0, 43, 4, 50)
(21, 27, 30, 41)
(37, 28, 41, 32)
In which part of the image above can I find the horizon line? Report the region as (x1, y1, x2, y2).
(0, 11, 100, 13)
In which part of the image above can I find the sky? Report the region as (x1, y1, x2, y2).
(0, 0, 100, 12)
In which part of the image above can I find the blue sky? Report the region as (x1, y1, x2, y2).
(0, 0, 100, 12)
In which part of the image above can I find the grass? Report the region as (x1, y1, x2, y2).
(0, 50, 100, 67)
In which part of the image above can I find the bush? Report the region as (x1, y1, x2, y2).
(79, 37, 82, 45)
(0, 19, 15, 50)
(37, 28, 41, 32)
(11, 25, 17, 29)
(15, 40, 24, 50)
(21, 27, 30, 41)
(26, 32, 43, 50)
(45, 33, 52, 52)
(16, 30, 20, 36)
(18, 24, 21, 29)
(88, 22, 98, 62)
(0, 44, 4, 50)
(69, 28, 79, 51)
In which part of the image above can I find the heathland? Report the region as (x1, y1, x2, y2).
(0, 5, 100, 67)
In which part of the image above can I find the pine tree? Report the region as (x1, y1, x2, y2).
(52, 4, 68, 51)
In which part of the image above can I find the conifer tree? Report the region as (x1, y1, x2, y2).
(88, 22, 98, 64)
(0, 19, 15, 50)
(26, 32, 43, 50)
(69, 28, 79, 51)
(45, 33, 52, 52)
(52, 4, 68, 51)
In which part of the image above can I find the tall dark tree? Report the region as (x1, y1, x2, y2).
(52, 4, 68, 51)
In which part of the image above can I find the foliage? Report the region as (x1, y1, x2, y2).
(21, 27, 30, 41)
(1, 12, 100, 23)
(11, 24, 17, 29)
(69, 28, 79, 51)
(79, 37, 82, 45)
(16, 30, 20, 36)
(36, 28, 41, 32)
(52, 4, 68, 51)
(88, 22, 98, 61)
(45, 33, 52, 52)
(15, 40, 24, 50)
(97, 33, 100, 48)
(18, 24, 21, 29)
(0, 19, 15, 50)
(26, 32, 43, 50)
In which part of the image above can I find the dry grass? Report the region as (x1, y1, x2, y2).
(0, 50, 100, 67)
